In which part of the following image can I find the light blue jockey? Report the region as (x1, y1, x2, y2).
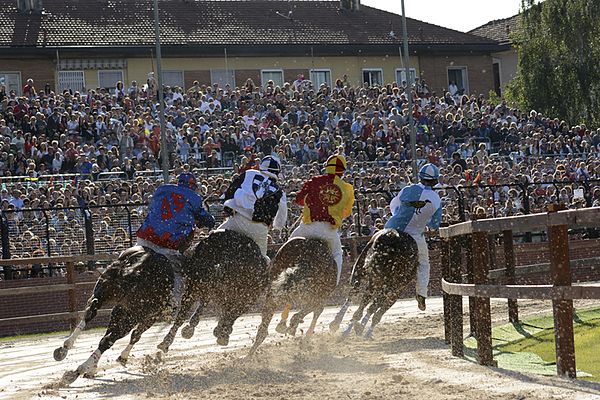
(384, 163, 442, 311)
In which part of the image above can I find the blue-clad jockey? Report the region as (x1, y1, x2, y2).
(384, 163, 442, 311)
(136, 172, 215, 311)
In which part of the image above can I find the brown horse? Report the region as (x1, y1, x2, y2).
(153, 229, 270, 354)
(55, 246, 175, 385)
(247, 236, 337, 356)
(329, 228, 418, 339)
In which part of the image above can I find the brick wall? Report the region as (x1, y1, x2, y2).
(2, 58, 56, 93)
(418, 54, 495, 96)
(2, 238, 600, 337)
(235, 69, 261, 88)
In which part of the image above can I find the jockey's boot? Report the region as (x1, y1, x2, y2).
(416, 295, 426, 311)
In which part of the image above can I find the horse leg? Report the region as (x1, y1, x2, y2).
(54, 293, 103, 361)
(287, 308, 311, 337)
(60, 305, 135, 386)
(214, 300, 250, 346)
(354, 300, 379, 336)
(247, 295, 277, 357)
(181, 299, 205, 339)
(364, 295, 397, 340)
(157, 294, 195, 354)
(329, 298, 351, 333)
(306, 305, 325, 337)
(117, 315, 158, 366)
(275, 303, 292, 334)
(342, 294, 370, 338)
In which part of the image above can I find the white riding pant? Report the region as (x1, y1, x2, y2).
(290, 221, 343, 284)
(218, 213, 270, 261)
(410, 233, 430, 298)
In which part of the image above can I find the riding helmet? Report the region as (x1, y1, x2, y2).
(259, 156, 281, 178)
(325, 154, 347, 176)
(418, 163, 440, 185)
(178, 172, 198, 190)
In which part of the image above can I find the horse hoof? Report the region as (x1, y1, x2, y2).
(275, 320, 288, 334)
(353, 323, 365, 336)
(53, 347, 68, 361)
(59, 370, 79, 387)
(363, 331, 374, 340)
(117, 356, 128, 366)
(329, 320, 341, 333)
(157, 342, 169, 354)
(83, 370, 97, 379)
(181, 325, 195, 339)
(217, 336, 230, 346)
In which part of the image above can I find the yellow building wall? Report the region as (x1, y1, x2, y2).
(126, 55, 419, 88)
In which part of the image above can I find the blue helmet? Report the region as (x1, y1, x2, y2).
(418, 163, 440, 185)
(178, 172, 197, 190)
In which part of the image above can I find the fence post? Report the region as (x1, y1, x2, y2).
(520, 182, 532, 242)
(66, 261, 77, 330)
(448, 236, 463, 357)
(0, 212, 12, 280)
(42, 210, 53, 277)
(503, 229, 518, 323)
(472, 231, 494, 366)
(547, 219, 576, 378)
(465, 234, 477, 338)
(83, 208, 95, 269)
(125, 205, 134, 247)
(441, 236, 451, 344)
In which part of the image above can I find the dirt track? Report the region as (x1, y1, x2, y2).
(1, 298, 600, 400)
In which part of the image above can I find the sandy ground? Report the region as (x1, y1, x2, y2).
(1, 298, 600, 400)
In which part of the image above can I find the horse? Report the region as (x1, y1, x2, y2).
(329, 228, 418, 339)
(56, 246, 176, 385)
(152, 229, 270, 355)
(247, 236, 337, 356)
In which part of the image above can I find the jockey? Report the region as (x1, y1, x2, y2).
(136, 172, 216, 311)
(384, 163, 442, 311)
(290, 154, 355, 284)
(219, 155, 288, 261)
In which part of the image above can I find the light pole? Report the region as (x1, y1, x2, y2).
(401, 0, 418, 182)
(153, 0, 169, 182)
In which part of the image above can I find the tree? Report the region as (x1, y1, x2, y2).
(506, 0, 600, 125)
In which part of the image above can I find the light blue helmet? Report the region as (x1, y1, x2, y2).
(418, 163, 440, 185)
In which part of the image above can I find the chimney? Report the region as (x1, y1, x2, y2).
(340, 0, 360, 11)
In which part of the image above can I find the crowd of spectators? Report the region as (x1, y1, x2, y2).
(2, 74, 600, 277)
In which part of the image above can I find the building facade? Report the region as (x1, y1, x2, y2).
(1, 0, 502, 96)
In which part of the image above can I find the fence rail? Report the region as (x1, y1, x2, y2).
(439, 206, 600, 378)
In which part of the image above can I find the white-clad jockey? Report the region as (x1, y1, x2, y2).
(384, 163, 442, 311)
(219, 156, 287, 261)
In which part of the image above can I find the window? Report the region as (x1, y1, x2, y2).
(98, 70, 124, 92)
(448, 67, 469, 96)
(211, 69, 235, 88)
(310, 69, 332, 88)
(362, 69, 383, 86)
(58, 71, 85, 93)
(162, 70, 185, 89)
(0, 72, 21, 96)
(261, 69, 284, 87)
(395, 68, 417, 85)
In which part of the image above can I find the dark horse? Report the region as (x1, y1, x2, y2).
(329, 229, 418, 339)
(152, 229, 270, 355)
(247, 236, 337, 356)
(55, 246, 175, 385)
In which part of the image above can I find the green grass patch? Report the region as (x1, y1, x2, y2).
(465, 307, 600, 381)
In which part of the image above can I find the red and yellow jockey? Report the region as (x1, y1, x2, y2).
(291, 154, 355, 284)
